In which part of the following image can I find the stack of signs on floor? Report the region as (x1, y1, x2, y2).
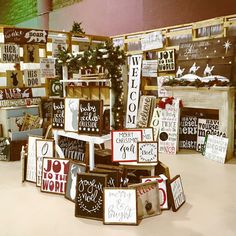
(41, 158, 69, 194)
(136, 96, 156, 128)
(159, 99, 180, 154)
(196, 118, 222, 152)
(204, 135, 228, 164)
(112, 130, 142, 162)
(179, 116, 198, 150)
(75, 173, 107, 220)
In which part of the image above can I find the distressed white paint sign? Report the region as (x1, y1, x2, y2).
(141, 31, 163, 51)
(142, 60, 158, 77)
(24, 69, 41, 87)
(125, 55, 142, 128)
(40, 58, 55, 77)
(1, 44, 20, 63)
(204, 135, 228, 164)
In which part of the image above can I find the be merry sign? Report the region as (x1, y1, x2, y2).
(125, 55, 142, 128)
(1, 44, 20, 63)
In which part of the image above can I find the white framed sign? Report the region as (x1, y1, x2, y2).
(64, 98, 79, 132)
(142, 60, 158, 77)
(1, 44, 20, 63)
(204, 135, 228, 164)
(137, 141, 158, 163)
(26, 136, 43, 182)
(103, 188, 138, 225)
(112, 130, 142, 162)
(40, 58, 55, 77)
(24, 69, 41, 87)
(150, 108, 161, 141)
(52, 37, 67, 58)
(159, 99, 180, 154)
(125, 55, 142, 128)
(36, 139, 54, 187)
(141, 31, 163, 51)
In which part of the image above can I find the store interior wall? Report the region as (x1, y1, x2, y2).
(6, 0, 236, 36)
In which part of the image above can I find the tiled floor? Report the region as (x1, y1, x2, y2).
(1, 150, 236, 236)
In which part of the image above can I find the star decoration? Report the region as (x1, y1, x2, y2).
(223, 40, 232, 54)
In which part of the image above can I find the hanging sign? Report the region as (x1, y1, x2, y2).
(52, 99, 65, 129)
(142, 60, 158, 77)
(24, 69, 41, 87)
(40, 58, 56, 77)
(4, 27, 48, 44)
(52, 37, 67, 58)
(0, 88, 32, 100)
(1, 44, 20, 63)
(141, 31, 163, 51)
(157, 49, 175, 72)
(0, 97, 41, 107)
(125, 55, 142, 128)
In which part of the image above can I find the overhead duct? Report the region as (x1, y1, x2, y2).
(37, 0, 52, 29)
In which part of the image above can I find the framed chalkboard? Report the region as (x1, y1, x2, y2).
(52, 98, 65, 129)
(78, 99, 103, 136)
(75, 173, 107, 220)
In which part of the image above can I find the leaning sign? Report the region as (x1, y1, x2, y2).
(4, 28, 48, 44)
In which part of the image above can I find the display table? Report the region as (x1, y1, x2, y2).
(53, 130, 111, 170)
(165, 86, 235, 160)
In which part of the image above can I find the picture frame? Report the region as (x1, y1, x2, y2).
(137, 141, 158, 163)
(36, 139, 55, 187)
(112, 130, 143, 162)
(103, 188, 138, 225)
(65, 161, 87, 202)
(75, 173, 107, 220)
(78, 99, 103, 136)
(169, 175, 186, 212)
(129, 181, 161, 219)
(127, 127, 154, 141)
(64, 98, 79, 132)
(41, 158, 70, 195)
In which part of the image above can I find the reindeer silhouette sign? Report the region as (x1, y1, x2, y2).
(6, 70, 23, 87)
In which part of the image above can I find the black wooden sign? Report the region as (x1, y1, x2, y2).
(157, 49, 175, 72)
(0, 138, 10, 161)
(52, 99, 65, 129)
(75, 173, 107, 220)
(58, 137, 87, 163)
(0, 88, 32, 100)
(78, 100, 103, 136)
(4, 28, 48, 45)
(41, 99, 52, 119)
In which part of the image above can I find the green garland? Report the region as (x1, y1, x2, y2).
(57, 40, 126, 130)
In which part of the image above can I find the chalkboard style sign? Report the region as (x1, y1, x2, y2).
(78, 100, 103, 136)
(65, 161, 86, 202)
(41, 158, 69, 194)
(0, 138, 10, 161)
(103, 188, 138, 225)
(75, 173, 107, 220)
(58, 137, 87, 163)
(169, 175, 186, 212)
(129, 181, 161, 219)
(137, 141, 158, 163)
(52, 99, 65, 129)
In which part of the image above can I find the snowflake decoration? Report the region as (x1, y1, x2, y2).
(223, 40, 232, 54)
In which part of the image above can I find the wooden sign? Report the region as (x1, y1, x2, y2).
(142, 60, 158, 77)
(141, 31, 163, 51)
(1, 44, 20, 63)
(52, 37, 67, 58)
(137, 141, 158, 163)
(40, 58, 56, 77)
(41, 99, 52, 119)
(128, 127, 154, 141)
(178, 37, 235, 61)
(6, 70, 23, 87)
(204, 135, 228, 164)
(26, 136, 43, 182)
(23, 44, 39, 63)
(48, 78, 63, 97)
(159, 99, 180, 154)
(21, 113, 43, 131)
(103, 188, 138, 225)
(179, 116, 198, 150)
(65, 161, 86, 202)
(52, 99, 65, 129)
(157, 49, 175, 72)
(196, 118, 220, 152)
(75, 173, 107, 220)
(41, 158, 69, 194)
(169, 175, 186, 212)
(157, 76, 172, 98)
(58, 137, 87, 163)
(150, 108, 161, 141)
(0, 97, 41, 107)
(24, 69, 41, 87)
(125, 55, 142, 128)
(0, 88, 32, 100)
(4, 28, 48, 44)
(129, 181, 161, 219)
(78, 100, 103, 136)
(0, 138, 10, 161)
(64, 98, 79, 132)
(112, 130, 142, 162)
(136, 96, 156, 128)
(141, 174, 170, 210)
(36, 139, 54, 187)
(9, 117, 24, 132)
